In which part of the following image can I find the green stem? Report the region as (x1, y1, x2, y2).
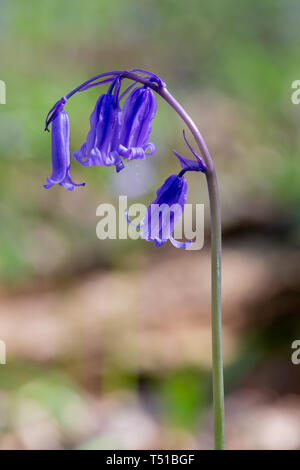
(158, 87, 225, 450)
(206, 169, 224, 449)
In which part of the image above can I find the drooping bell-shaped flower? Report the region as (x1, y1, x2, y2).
(44, 110, 85, 191)
(127, 174, 191, 249)
(73, 84, 124, 172)
(118, 85, 157, 161)
(126, 130, 207, 249)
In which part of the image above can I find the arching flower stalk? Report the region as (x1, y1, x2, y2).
(44, 69, 224, 449)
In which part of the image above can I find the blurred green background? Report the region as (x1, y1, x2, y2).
(0, 0, 300, 450)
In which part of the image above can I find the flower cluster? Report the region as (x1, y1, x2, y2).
(44, 70, 207, 248)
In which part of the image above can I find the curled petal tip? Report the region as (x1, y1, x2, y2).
(154, 238, 166, 247)
(173, 149, 207, 173)
(118, 143, 155, 161)
(170, 236, 193, 250)
(116, 162, 125, 173)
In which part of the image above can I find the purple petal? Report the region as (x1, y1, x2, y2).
(44, 111, 85, 190)
(45, 111, 70, 185)
(182, 130, 207, 169)
(110, 151, 125, 172)
(140, 174, 187, 244)
(125, 209, 141, 229)
(118, 143, 155, 161)
(170, 236, 192, 249)
(154, 238, 166, 247)
(73, 93, 122, 169)
(119, 86, 157, 157)
(61, 168, 86, 190)
(172, 150, 206, 173)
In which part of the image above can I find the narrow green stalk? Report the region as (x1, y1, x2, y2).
(206, 169, 224, 449)
(158, 87, 225, 450)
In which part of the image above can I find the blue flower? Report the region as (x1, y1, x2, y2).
(126, 129, 207, 249)
(126, 174, 191, 249)
(44, 110, 85, 191)
(143, 174, 191, 248)
(73, 82, 124, 172)
(45, 72, 159, 191)
(73, 82, 157, 173)
(118, 85, 157, 161)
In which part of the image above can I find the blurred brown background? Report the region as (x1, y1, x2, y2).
(0, 0, 300, 450)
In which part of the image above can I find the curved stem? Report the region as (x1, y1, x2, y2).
(160, 88, 224, 450)
(162, 89, 224, 450)
(65, 69, 164, 100)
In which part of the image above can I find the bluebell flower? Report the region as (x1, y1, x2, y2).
(126, 173, 191, 249)
(73, 83, 124, 172)
(142, 174, 191, 249)
(126, 130, 207, 249)
(45, 72, 159, 190)
(118, 86, 157, 161)
(44, 110, 85, 191)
